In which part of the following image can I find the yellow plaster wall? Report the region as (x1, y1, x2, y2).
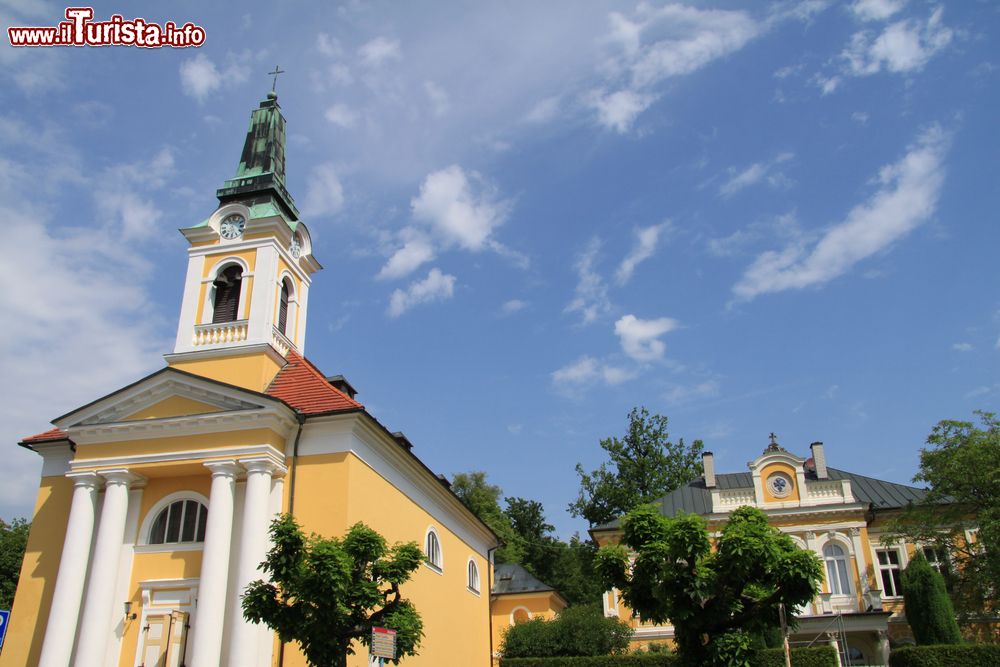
(0, 476, 74, 667)
(122, 396, 219, 421)
(760, 462, 801, 503)
(167, 352, 284, 393)
(72, 428, 286, 462)
(282, 450, 493, 667)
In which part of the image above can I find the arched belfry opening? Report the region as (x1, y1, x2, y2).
(212, 265, 243, 323)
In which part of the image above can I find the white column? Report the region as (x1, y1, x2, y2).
(38, 472, 101, 667)
(877, 630, 890, 665)
(74, 469, 139, 667)
(228, 459, 282, 667)
(190, 460, 239, 667)
(850, 527, 871, 596)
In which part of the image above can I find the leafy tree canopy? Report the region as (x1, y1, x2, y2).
(452, 471, 523, 564)
(596, 505, 823, 666)
(452, 471, 605, 606)
(570, 407, 704, 527)
(887, 411, 1000, 618)
(243, 514, 423, 667)
(0, 518, 30, 610)
(501, 605, 633, 658)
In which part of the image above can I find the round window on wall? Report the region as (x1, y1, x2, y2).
(767, 472, 794, 498)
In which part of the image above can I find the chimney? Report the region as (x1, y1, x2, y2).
(325, 374, 358, 400)
(810, 442, 828, 479)
(703, 451, 716, 488)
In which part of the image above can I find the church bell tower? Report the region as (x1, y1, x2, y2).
(165, 90, 322, 390)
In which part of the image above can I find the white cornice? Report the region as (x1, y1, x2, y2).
(163, 342, 287, 366)
(70, 443, 285, 472)
(706, 502, 868, 523)
(68, 408, 297, 445)
(188, 234, 314, 284)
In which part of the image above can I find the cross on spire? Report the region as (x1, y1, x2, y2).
(769, 432, 778, 445)
(268, 65, 285, 92)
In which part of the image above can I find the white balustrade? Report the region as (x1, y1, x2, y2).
(192, 320, 249, 347)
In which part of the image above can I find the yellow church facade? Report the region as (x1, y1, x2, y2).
(591, 439, 968, 666)
(2, 91, 498, 667)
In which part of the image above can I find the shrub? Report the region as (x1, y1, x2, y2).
(901, 552, 962, 645)
(889, 644, 1000, 666)
(500, 606, 633, 658)
(498, 647, 837, 667)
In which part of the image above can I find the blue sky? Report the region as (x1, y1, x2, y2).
(1, 0, 997, 537)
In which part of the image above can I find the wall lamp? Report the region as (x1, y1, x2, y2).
(124, 601, 137, 621)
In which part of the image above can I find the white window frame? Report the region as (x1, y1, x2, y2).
(424, 527, 443, 573)
(136, 491, 210, 554)
(822, 541, 853, 596)
(467, 558, 480, 594)
(876, 547, 904, 598)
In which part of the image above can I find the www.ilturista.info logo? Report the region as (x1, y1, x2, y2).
(8, 7, 206, 48)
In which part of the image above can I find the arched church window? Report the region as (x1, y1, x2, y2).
(149, 499, 208, 545)
(425, 529, 442, 571)
(278, 279, 290, 335)
(823, 542, 852, 595)
(212, 265, 243, 323)
(467, 559, 480, 593)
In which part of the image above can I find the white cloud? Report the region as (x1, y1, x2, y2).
(411, 165, 510, 251)
(301, 163, 345, 217)
(359, 36, 402, 68)
(551, 355, 636, 392)
(424, 81, 450, 117)
(316, 33, 343, 57)
(565, 239, 611, 325)
(842, 8, 953, 77)
(524, 96, 561, 123)
(325, 103, 360, 128)
(664, 380, 720, 406)
(585, 89, 656, 134)
(179, 52, 253, 102)
(377, 166, 514, 280)
(377, 231, 435, 280)
(616, 223, 668, 285)
(733, 126, 949, 300)
(387, 268, 456, 317)
(179, 54, 221, 101)
(501, 299, 527, 315)
(851, 0, 907, 22)
(614, 314, 679, 362)
(719, 152, 794, 198)
(96, 147, 176, 239)
(589, 4, 759, 131)
(952, 342, 973, 352)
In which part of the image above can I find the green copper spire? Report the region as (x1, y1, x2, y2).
(216, 91, 300, 223)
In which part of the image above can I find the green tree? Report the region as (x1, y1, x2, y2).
(570, 407, 704, 527)
(0, 518, 30, 609)
(901, 551, 962, 645)
(451, 471, 523, 564)
(596, 505, 823, 667)
(887, 411, 1000, 618)
(243, 514, 424, 667)
(500, 605, 633, 658)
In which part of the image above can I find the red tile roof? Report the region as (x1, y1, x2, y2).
(21, 427, 70, 444)
(266, 351, 363, 414)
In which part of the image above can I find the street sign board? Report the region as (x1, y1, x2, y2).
(0, 610, 10, 651)
(371, 626, 397, 660)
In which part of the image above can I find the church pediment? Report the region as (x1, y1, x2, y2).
(54, 367, 286, 429)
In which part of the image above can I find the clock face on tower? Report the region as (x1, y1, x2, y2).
(290, 232, 302, 259)
(219, 214, 246, 240)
